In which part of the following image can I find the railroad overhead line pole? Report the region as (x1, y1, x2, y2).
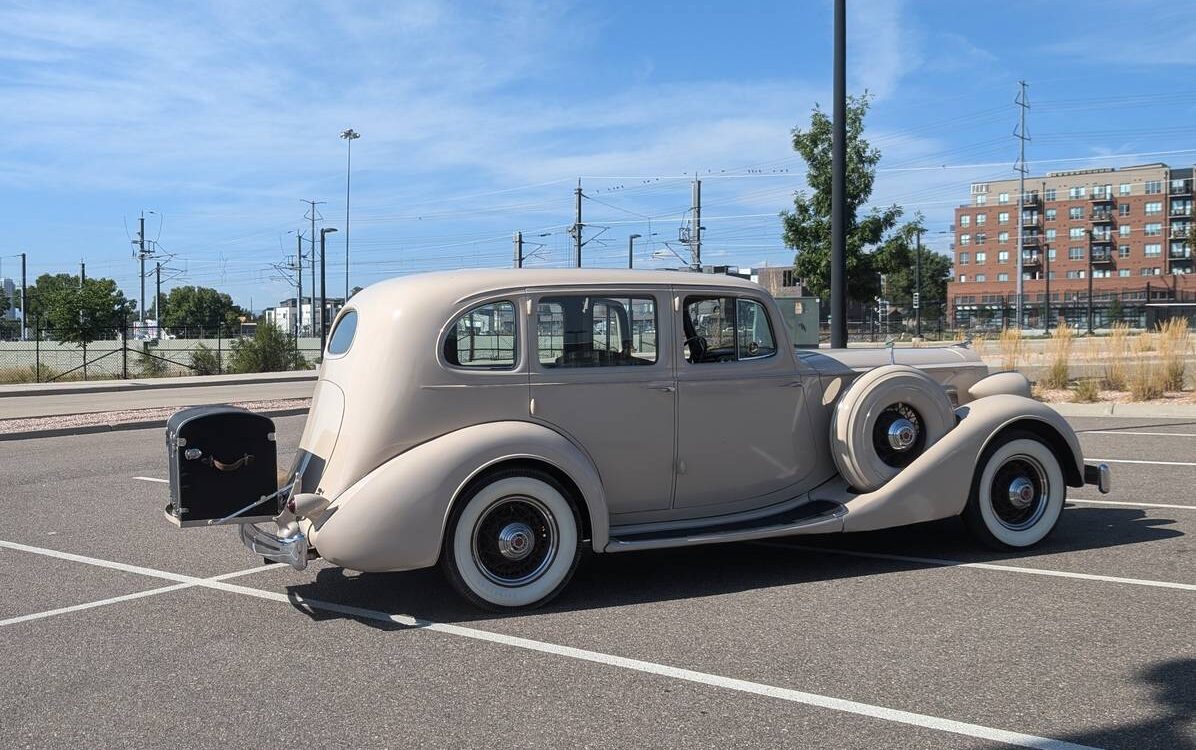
(572, 182, 583, 268)
(1014, 80, 1030, 330)
(830, 0, 847, 348)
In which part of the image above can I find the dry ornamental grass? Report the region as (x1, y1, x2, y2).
(998, 327, 1025, 372)
(1128, 332, 1165, 401)
(1043, 322, 1074, 390)
(1157, 318, 1190, 392)
(1102, 323, 1130, 391)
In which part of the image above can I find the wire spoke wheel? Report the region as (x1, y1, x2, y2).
(471, 495, 559, 587)
(871, 403, 925, 468)
(989, 455, 1048, 531)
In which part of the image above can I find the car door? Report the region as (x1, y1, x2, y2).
(528, 289, 676, 514)
(673, 291, 814, 511)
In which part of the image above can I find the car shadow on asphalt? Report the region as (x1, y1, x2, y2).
(279, 505, 1180, 628)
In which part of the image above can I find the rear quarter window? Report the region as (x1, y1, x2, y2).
(327, 309, 357, 356)
(444, 300, 518, 369)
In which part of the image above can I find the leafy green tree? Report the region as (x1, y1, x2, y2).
(161, 286, 244, 330)
(781, 93, 919, 303)
(25, 273, 132, 345)
(871, 216, 953, 321)
(227, 323, 306, 373)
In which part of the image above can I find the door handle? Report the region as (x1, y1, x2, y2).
(649, 384, 676, 393)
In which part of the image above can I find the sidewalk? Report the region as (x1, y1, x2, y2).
(0, 370, 317, 420)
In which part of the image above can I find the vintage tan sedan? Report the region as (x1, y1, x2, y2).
(165, 269, 1110, 611)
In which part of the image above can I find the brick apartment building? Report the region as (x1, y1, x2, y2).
(948, 163, 1195, 329)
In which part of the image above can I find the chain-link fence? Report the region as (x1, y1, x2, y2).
(0, 323, 321, 384)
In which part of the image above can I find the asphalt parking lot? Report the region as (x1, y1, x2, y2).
(1, 415, 1193, 749)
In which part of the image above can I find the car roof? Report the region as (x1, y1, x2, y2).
(356, 268, 765, 306)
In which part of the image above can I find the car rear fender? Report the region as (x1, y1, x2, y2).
(823, 394, 1084, 533)
(306, 421, 608, 572)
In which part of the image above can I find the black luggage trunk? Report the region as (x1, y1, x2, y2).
(165, 406, 279, 527)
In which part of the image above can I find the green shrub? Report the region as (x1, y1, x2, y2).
(227, 323, 307, 374)
(1072, 378, 1100, 403)
(137, 343, 167, 377)
(190, 343, 222, 376)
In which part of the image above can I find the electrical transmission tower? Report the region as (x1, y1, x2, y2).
(1014, 80, 1030, 329)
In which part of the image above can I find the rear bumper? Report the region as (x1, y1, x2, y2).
(1084, 463, 1112, 494)
(240, 523, 311, 570)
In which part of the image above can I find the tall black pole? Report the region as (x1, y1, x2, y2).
(830, 0, 848, 348)
(1044, 244, 1052, 334)
(320, 228, 336, 352)
(914, 228, 922, 338)
(1087, 230, 1094, 334)
(514, 231, 523, 268)
(19, 251, 26, 341)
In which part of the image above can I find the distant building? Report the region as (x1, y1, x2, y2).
(263, 296, 345, 336)
(1, 278, 16, 322)
(751, 266, 807, 297)
(949, 163, 1195, 328)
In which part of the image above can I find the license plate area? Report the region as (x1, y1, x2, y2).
(166, 406, 280, 527)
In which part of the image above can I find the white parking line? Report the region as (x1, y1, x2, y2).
(132, 476, 168, 484)
(0, 538, 1101, 750)
(1087, 458, 1196, 467)
(1068, 498, 1194, 510)
(756, 543, 1196, 592)
(1081, 430, 1196, 438)
(0, 564, 282, 627)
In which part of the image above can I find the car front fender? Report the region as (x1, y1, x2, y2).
(828, 394, 1085, 533)
(307, 421, 609, 573)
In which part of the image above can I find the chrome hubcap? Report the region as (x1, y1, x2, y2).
(887, 418, 918, 451)
(1007, 477, 1036, 509)
(990, 455, 1049, 531)
(497, 522, 535, 561)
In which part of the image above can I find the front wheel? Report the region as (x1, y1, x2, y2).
(441, 470, 582, 611)
(963, 433, 1066, 549)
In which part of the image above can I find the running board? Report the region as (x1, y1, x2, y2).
(605, 501, 846, 553)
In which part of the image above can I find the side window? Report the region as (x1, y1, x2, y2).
(537, 295, 657, 368)
(683, 295, 776, 363)
(736, 298, 776, 359)
(444, 300, 517, 369)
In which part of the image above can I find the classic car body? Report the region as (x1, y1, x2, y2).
(166, 269, 1110, 610)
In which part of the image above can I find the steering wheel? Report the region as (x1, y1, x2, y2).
(684, 335, 708, 363)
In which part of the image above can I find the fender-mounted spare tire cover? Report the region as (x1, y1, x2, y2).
(831, 364, 955, 492)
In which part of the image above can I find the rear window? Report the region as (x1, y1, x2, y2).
(444, 300, 517, 369)
(326, 309, 357, 356)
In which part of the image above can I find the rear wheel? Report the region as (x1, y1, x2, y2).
(962, 433, 1065, 549)
(441, 470, 582, 611)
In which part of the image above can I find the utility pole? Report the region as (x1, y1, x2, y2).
(138, 213, 146, 325)
(572, 182, 583, 267)
(155, 261, 162, 333)
(19, 252, 26, 341)
(1087, 229, 1095, 334)
(80, 260, 85, 284)
(302, 199, 325, 321)
(319, 227, 338, 352)
(830, 0, 848, 348)
(629, 234, 642, 269)
(1014, 80, 1030, 330)
(914, 228, 923, 338)
(692, 179, 702, 269)
(296, 231, 304, 338)
(1044, 243, 1052, 334)
(514, 231, 523, 269)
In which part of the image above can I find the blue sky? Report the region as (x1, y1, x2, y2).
(3, 0, 1196, 311)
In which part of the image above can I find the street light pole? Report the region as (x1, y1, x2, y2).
(829, 0, 848, 348)
(1044, 244, 1052, 335)
(1087, 229, 1094, 334)
(340, 129, 360, 301)
(914, 228, 923, 338)
(628, 234, 642, 269)
(320, 227, 338, 352)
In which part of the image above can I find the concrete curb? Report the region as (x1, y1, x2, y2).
(0, 407, 310, 442)
(0, 370, 319, 398)
(1047, 401, 1196, 418)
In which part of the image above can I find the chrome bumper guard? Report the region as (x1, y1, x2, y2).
(240, 522, 310, 570)
(1083, 463, 1112, 494)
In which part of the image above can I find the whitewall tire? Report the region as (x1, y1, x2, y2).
(831, 365, 956, 492)
(963, 434, 1065, 549)
(442, 470, 581, 611)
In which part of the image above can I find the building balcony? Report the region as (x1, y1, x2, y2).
(1022, 213, 1041, 226)
(1021, 233, 1042, 246)
(1172, 225, 1192, 239)
(1171, 206, 1193, 218)
(1022, 193, 1041, 207)
(1090, 249, 1116, 264)
(1170, 179, 1192, 195)
(1170, 245, 1192, 260)
(1090, 208, 1115, 222)
(1089, 191, 1114, 203)
(1022, 251, 1042, 267)
(1090, 231, 1114, 242)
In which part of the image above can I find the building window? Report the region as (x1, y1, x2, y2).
(998, 192, 1009, 204)
(1145, 243, 1162, 257)
(1045, 228, 1057, 241)
(975, 252, 987, 264)
(1119, 203, 1131, 216)
(1145, 201, 1163, 215)
(998, 231, 1009, 243)
(975, 214, 987, 225)
(975, 274, 987, 282)
(1069, 186, 1087, 199)
(960, 234, 971, 246)
(958, 274, 967, 283)
(1068, 247, 1084, 260)
(1044, 188, 1057, 201)
(1066, 270, 1083, 279)
(1145, 180, 1163, 195)
(998, 250, 1010, 263)
(959, 215, 970, 227)
(998, 211, 1009, 224)
(1141, 267, 1161, 276)
(976, 233, 987, 245)
(975, 194, 987, 206)
(1118, 269, 1131, 277)
(1120, 225, 1132, 237)
(1045, 208, 1057, 221)
(997, 272, 1009, 282)
(1048, 271, 1056, 280)
(1047, 248, 1057, 261)
(1068, 207, 1083, 220)
(1145, 223, 1162, 236)
(1119, 245, 1131, 258)
(958, 252, 970, 264)
(1069, 228, 1086, 240)
(1119, 183, 1132, 196)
